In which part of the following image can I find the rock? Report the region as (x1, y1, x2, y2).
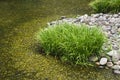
(118, 28, 120, 32)
(113, 14, 119, 18)
(113, 70, 120, 74)
(89, 56, 99, 62)
(92, 14, 100, 18)
(112, 44, 119, 50)
(96, 62, 100, 66)
(112, 65, 120, 70)
(107, 62, 113, 67)
(106, 50, 117, 56)
(99, 66, 104, 69)
(112, 53, 120, 62)
(111, 29, 116, 34)
(105, 66, 109, 69)
(60, 16, 66, 19)
(99, 13, 103, 16)
(100, 58, 108, 65)
(116, 23, 120, 28)
(114, 61, 120, 65)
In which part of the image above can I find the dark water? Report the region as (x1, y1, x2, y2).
(0, 0, 120, 80)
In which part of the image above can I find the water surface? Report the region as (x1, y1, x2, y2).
(0, 0, 120, 80)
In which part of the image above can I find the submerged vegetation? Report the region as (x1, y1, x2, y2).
(1, 0, 120, 79)
(90, 0, 120, 13)
(37, 23, 106, 66)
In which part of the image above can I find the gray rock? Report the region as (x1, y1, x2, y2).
(107, 50, 115, 56)
(118, 28, 120, 32)
(113, 70, 120, 74)
(107, 62, 113, 67)
(112, 65, 120, 70)
(113, 14, 119, 18)
(112, 53, 120, 62)
(114, 61, 120, 65)
(92, 14, 100, 18)
(100, 58, 108, 65)
(112, 44, 119, 50)
(116, 23, 120, 28)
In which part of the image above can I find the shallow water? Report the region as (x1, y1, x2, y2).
(0, 0, 120, 80)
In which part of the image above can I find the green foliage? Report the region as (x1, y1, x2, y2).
(37, 23, 106, 66)
(89, 0, 120, 13)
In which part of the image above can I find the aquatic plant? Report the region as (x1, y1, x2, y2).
(89, 0, 120, 13)
(37, 23, 106, 66)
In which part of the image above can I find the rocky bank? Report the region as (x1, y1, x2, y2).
(48, 13, 120, 74)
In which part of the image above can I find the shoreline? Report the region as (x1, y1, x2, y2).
(48, 13, 120, 74)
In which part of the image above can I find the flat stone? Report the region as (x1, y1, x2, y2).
(106, 50, 117, 56)
(99, 66, 104, 69)
(107, 62, 113, 67)
(114, 61, 120, 65)
(100, 58, 108, 65)
(112, 44, 119, 50)
(112, 53, 120, 62)
(112, 65, 120, 70)
(113, 70, 120, 74)
(113, 14, 119, 18)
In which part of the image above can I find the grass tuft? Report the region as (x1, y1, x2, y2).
(37, 23, 106, 66)
(89, 0, 120, 13)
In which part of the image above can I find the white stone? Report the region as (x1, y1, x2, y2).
(114, 61, 120, 65)
(106, 50, 117, 56)
(100, 58, 107, 65)
(113, 70, 120, 74)
(112, 65, 120, 70)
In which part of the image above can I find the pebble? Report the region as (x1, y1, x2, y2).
(100, 58, 108, 65)
(114, 61, 120, 65)
(99, 66, 104, 69)
(107, 62, 113, 67)
(113, 70, 120, 74)
(112, 65, 120, 70)
(106, 50, 117, 57)
(96, 62, 100, 66)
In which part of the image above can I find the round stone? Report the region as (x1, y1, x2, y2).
(100, 58, 108, 65)
(107, 62, 113, 67)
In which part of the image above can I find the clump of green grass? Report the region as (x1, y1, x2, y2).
(89, 0, 120, 13)
(37, 23, 106, 66)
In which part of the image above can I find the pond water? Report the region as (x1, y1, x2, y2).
(0, 0, 120, 80)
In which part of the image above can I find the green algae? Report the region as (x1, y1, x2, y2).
(0, 0, 120, 80)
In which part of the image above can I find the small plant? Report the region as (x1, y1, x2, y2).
(89, 0, 120, 13)
(37, 23, 106, 66)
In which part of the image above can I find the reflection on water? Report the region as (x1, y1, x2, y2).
(0, 0, 120, 80)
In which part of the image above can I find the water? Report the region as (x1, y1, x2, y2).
(0, 0, 120, 80)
